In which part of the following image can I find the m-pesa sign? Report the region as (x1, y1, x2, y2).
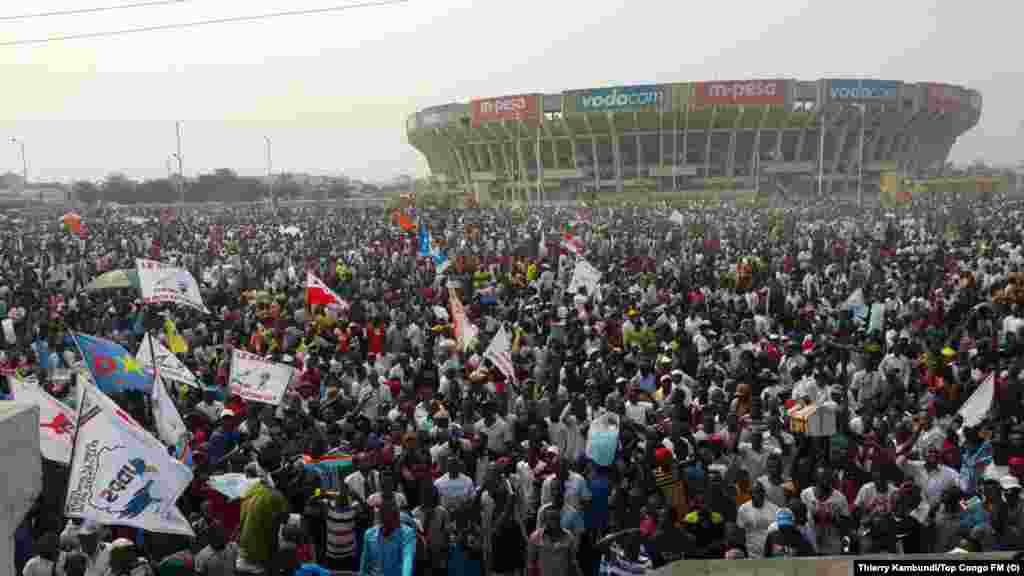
(471, 94, 540, 127)
(693, 79, 788, 106)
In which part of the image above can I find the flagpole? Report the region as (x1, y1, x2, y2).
(62, 330, 94, 516)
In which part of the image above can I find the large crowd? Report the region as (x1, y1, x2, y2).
(8, 195, 1024, 576)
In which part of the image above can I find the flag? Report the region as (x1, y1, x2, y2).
(307, 272, 349, 309)
(206, 473, 261, 501)
(418, 224, 433, 258)
(393, 210, 416, 233)
(419, 224, 450, 274)
(163, 318, 189, 355)
(228, 348, 297, 406)
(567, 259, 602, 300)
(483, 327, 516, 383)
(176, 436, 192, 467)
(136, 259, 208, 313)
(562, 233, 584, 256)
(151, 373, 187, 449)
(9, 375, 76, 464)
(75, 333, 154, 394)
(136, 333, 199, 388)
(64, 382, 194, 537)
(448, 288, 478, 352)
(959, 373, 994, 428)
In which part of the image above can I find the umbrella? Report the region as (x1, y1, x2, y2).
(60, 212, 82, 235)
(84, 269, 140, 292)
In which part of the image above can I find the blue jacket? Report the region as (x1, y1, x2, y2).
(359, 524, 416, 576)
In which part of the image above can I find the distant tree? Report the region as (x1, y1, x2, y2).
(326, 181, 353, 199)
(72, 180, 99, 203)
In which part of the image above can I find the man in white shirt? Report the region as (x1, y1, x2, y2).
(474, 402, 513, 455)
(897, 447, 960, 508)
(357, 376, 392, 421)
(74, 521, 112, 576)
(540, 458, 591, 510)
(737, 482, 779, 559)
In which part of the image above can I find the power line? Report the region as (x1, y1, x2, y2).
(0, 0, 188, 22)
(0, 0, 408, 46)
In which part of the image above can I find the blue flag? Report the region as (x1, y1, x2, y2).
(74, 333, 154, 393)
(418, 224, 432, 258)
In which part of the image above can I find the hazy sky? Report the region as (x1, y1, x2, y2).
(1, 0, 1021, 183)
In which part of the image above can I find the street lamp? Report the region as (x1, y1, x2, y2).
(9, 137, 29, 203)
(264, 136, 274, 205)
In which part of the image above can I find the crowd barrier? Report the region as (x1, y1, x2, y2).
(651, 554, 1018, 576)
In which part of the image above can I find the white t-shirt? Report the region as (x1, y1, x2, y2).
(541, 472, 591, 510)
(474, 417, 513, 453)
(737, 500, 780, 559)
(22, 556, 58, 576)
(853, 481, 895, 515)
(799, 487, 850, 555)
(434, 473, 474, 511)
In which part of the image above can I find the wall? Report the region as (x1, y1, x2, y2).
(0, 402, 42, 576)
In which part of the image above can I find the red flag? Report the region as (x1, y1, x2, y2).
(307, 272, 349, 309)
(561, 233, 583, 255)
(393, 210, 416, 232)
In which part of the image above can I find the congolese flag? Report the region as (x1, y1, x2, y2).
(74, 333, 154, 393)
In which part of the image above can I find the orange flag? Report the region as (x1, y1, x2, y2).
(392, 210, 416, 232)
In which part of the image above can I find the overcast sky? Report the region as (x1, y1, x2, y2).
(1, 0, 1021, 183)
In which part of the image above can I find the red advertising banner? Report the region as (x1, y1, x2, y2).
(925, 83, 963, 114)
(693, 79, 788, 106)
(471, 94, 540, 127)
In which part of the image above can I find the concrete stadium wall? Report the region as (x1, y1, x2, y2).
(0, 403, 42, 576)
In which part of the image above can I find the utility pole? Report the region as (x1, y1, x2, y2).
(265, 136, 274, 206)
(10, 138, 28, 205)
(175, 121, 184, 204)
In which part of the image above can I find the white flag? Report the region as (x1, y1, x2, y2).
(137, 333, 199, 388)
(483, 327, 516, 383)
(151, 374, 187, 449)
(228, 348, 296, 406)
(136, 259, 209, 313)
(568, 259, 602, 300)
(64, 382, 194, 537)
(959, 373, 994, 428)
(10, 375, 76, 464)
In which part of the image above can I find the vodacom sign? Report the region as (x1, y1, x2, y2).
(694, 79, 788, 106)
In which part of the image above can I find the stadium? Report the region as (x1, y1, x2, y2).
(407, 79, 982, 203)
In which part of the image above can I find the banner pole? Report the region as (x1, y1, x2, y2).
(62, 330, 94, 517)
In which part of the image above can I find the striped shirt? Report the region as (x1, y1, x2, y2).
(324, 502, 356, 560)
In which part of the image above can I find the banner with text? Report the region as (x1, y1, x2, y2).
(471, 94, 541, 127)
(827, 79, 901, 102)
(571, 85, 668, 113)
(228, 349, 296, 406)
(693, 79, 789, 106)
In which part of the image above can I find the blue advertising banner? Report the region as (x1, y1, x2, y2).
(828, 79, 901, 101)
(574, 85, 668, 113)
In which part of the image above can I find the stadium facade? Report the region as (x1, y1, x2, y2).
(407, 79, 981, 202)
